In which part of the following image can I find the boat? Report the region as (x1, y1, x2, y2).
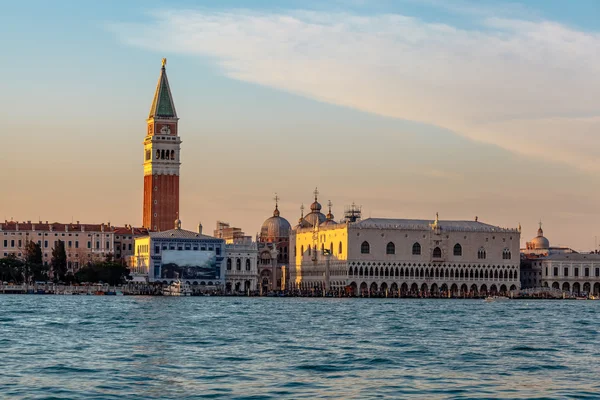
(485, 295, 510, 302)
(162, 280, 192, 297)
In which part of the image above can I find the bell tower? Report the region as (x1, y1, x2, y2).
(143, 58, 181, 232)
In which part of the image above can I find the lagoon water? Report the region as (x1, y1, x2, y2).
(1, 296, 599, 399)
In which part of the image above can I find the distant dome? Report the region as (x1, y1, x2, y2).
(305, 211, 326, 227)
(294, 217, 312, 231)
(310, 200, 322, 212)
(320, 219, 337, 227)
(260, 206, 291, 241)
(530, 226, 550, 249)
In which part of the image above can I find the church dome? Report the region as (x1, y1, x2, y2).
(530, 225, 550, 249)
(305, 211, 326, 227)
(320, 201, 337, 227)
(260, 205, 291, 241)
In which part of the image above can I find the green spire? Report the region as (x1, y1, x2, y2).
(149, 58, 177, 119)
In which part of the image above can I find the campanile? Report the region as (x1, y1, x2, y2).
(143, 58, 181, 231)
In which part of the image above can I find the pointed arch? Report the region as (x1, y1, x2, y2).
(361, 241, 370, 254)
(453, 243, 462, 256)
(412, 242, 421, 255)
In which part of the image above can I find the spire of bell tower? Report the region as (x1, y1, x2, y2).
(149, 58, 178, 119)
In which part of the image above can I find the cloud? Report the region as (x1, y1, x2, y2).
(109, 8, 600, 171)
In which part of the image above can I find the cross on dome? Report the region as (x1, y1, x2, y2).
(313, 187, 319, 201)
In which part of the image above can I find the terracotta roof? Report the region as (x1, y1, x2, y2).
(0, 221, 147, 235)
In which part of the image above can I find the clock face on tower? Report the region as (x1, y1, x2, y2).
(160, 125, 171, 135)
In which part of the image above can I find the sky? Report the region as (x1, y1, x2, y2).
(1, 0, 599, 250)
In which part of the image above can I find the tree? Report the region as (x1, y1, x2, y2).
(0, 255, 25, 283)
(51, 240, 67, 282)
(75, 261, 131, 286)
(24, 241, 43, 265)
(22, 241, 47, 283)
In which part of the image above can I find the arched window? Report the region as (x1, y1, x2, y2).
(170, 150, 175, 160)
(478, 248, 486, 260)
(369, 267, 374, 276)
(160, 149, 165, 159)
(502, 248, 511, 260)
(412, 242, 421, 255)
(361, 241, 370, 254)
(236, 259, 241, 271)
(301, 245, 304, 255)
(386, 242, 395, 255)
(155, 150, 160, 159)
(349, 267, 353, 276)
(226, 258, 232, 271)
(308, 246, 311, 256)
(246, 259, 251, 271)
(453, 243, 462, 256)
(330, 242, 333, 254)
(339, 242, 343, 254)
(321, 244, 324, 254)
(433, 247, 442, 258)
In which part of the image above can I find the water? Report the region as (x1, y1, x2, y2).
(1, 297, 599, 399)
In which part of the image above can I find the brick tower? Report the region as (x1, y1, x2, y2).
(143, 58, 181, 231)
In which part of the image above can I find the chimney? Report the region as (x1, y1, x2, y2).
(101, 223, 105, 233)
(198, 222, 203, 235)
(77, 220, 80, 225)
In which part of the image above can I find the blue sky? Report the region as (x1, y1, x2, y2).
(1, 0, 599, 249)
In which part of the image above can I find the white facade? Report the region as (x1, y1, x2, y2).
(224, 240, 258, 292)
(527, 253, 600, 295)
(290, 217, 521, 295)
(130, 222, 225, 286)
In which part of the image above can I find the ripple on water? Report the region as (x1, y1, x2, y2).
(1, 297, 599, 399)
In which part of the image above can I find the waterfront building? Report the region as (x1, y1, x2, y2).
(257, 196, 291, 292)
(520, 224, 599, 294)
(0, 220, 146, 275)
(290, 207, 521, 296)
(224, 238, 259, 293)
(129, 219, 225, 286)
(143, 58, 181, 232)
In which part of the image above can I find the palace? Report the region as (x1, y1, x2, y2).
(520, 224, 600, 295)
(130, 219, 225, 286)
(0, 220, 146, 274)
(290, 193, 521, 296)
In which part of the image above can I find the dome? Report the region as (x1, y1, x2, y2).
(305, 211, 326, 227)
(320, 201, 337, 226)
(310, 200, 322, 212)
(260, 205, 291, 241)
(530, 225, 550, 249)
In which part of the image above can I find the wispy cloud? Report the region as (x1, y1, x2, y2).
(109, 8, 600, 171)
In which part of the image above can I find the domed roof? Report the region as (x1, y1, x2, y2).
(305, 211, 326, 227)
(530, 224, 550, 249)
(320, 200, 337, 227)
(310, 200, 322, 212)
(260, 203, 291, 241)
(293, 204, 312, 230)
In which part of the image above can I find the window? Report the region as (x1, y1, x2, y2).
(45, 241, 49, 248)
(478, 248, 486, 260)
(596, 268, 599, 277)
(216, 247, 221, 256)
(339, 242, 342, 254)
(386, 242, 395, 255)
(87, 241, 91, 249)
(2, 240, 6, 247)
(361, 241, 370, 254)
(502, 248, 511, 260)
(301, 245, 304, 255)
(545, 267, 548, 276)
(554, 267, 558, 276)
(308, 246, 311, 256)
(10, 240, 14, 247)
(433, 247, 442, 258)
(564, 267, 569, 277)
(246, 259, 251, 271)
(96, 241, 100, 249)
(155, 246, 160, 254)
(585, 268, 589, 277)
(75, 241, 79, 249)
(68, 241, 72, 248)
(412, 242, 421, 255)
(453, 243, 462, 256)
(574, 268, 579, 277)
(227, 258, 231, 271)
(236, 259, 241, 271)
